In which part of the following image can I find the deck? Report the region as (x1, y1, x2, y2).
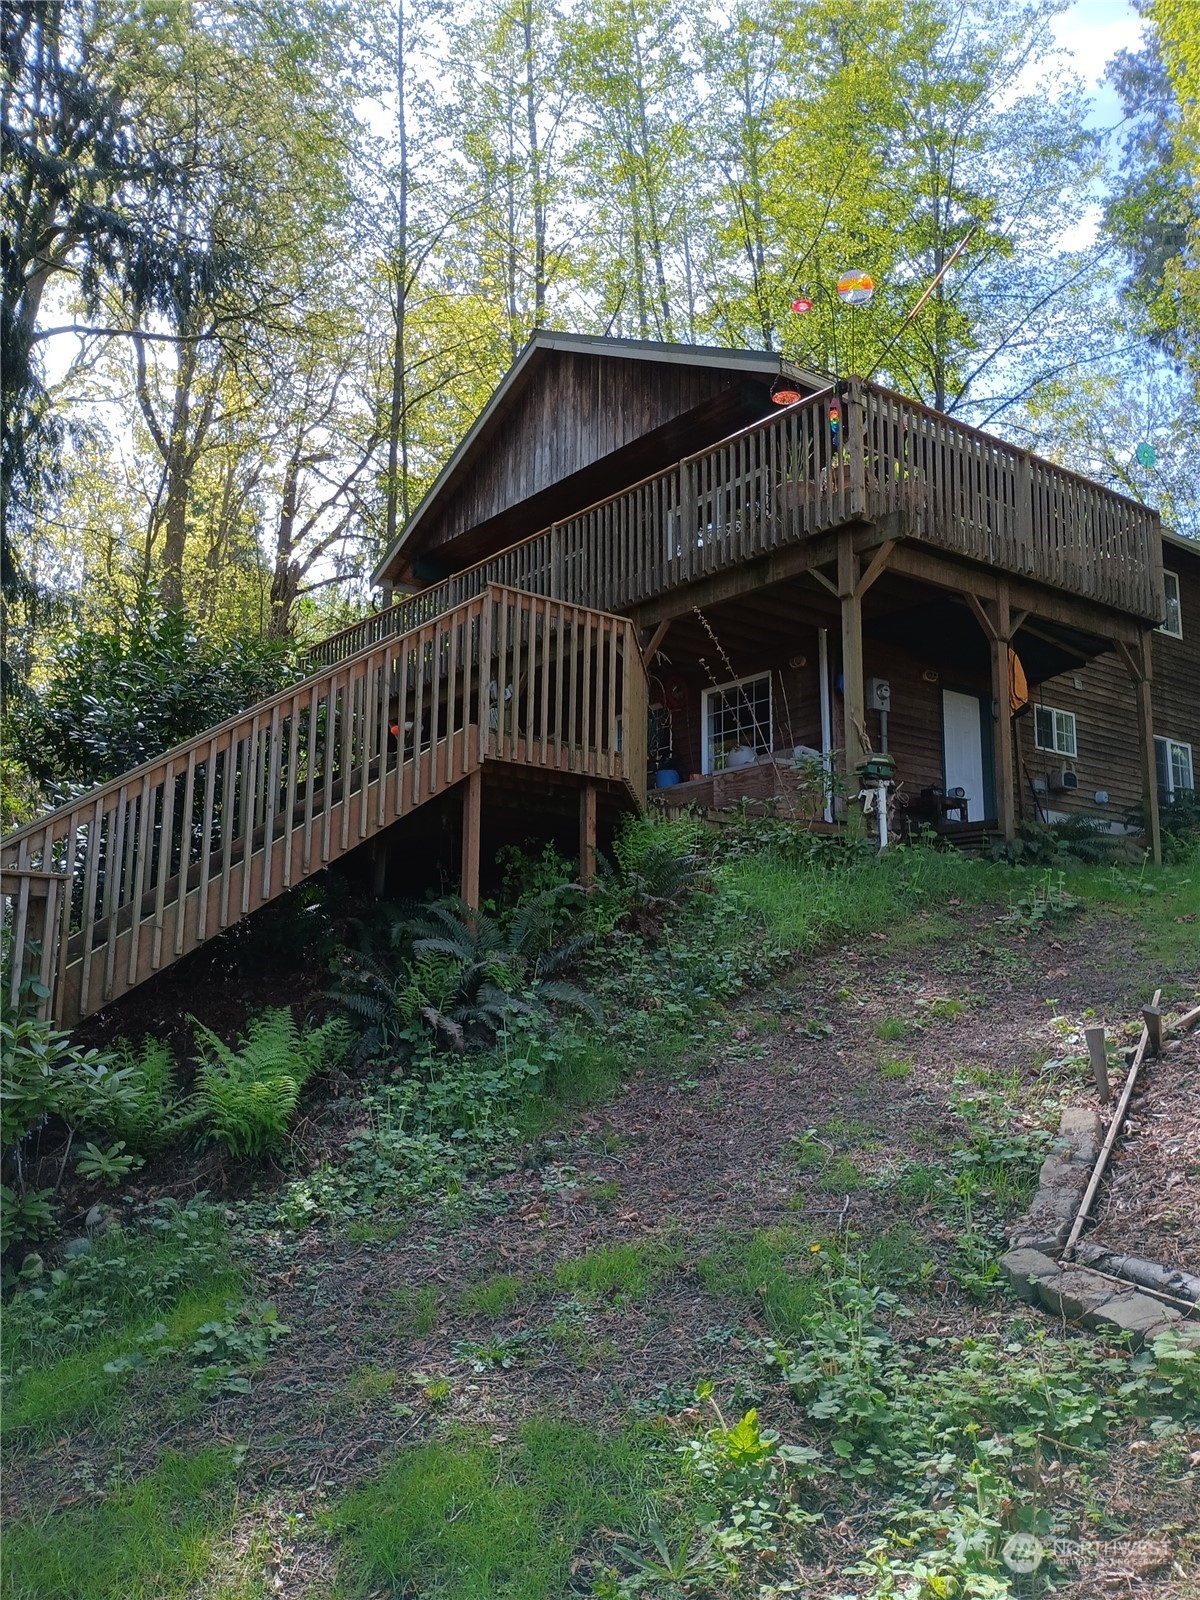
(313, 380, 1164, 667)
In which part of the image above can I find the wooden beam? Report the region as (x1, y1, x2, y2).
(641, 619, 671, 666)
(808, 566, 839, 598)
(461, 768, 482, 908)
(856, 538, 897, 599)
(988, 585, 1016, 840)
(838, 535, 866, 778)
(1118, 633, 1162, 865)
(964, 592, 1000, 643)
(579, 781, 597, 884)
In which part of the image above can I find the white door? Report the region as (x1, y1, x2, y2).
(942, 691, 985, 822)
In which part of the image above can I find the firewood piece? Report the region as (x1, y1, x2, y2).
(1142, 1004, 1163, 1057)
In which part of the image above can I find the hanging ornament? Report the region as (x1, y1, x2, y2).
(829, 404, 842, 443)
(791, 297, 814, 314)
(1135, 442, 1157, 467)
(836, 269, 875, 306)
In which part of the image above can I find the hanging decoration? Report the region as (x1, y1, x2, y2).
(829, 403, 841, 446)
(771, 377, 804, 406)
(1135, 442, 1157, 467)
(791, 297, 814, 314)
(836, 269, 875, 306)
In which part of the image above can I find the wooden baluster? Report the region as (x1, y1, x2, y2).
(606, 615, 619, 776)
(340, 671, 357, 851)
(102, 786, 129, 1002)
(495, 597, 509, 762)
(283, 694, 302, 885)
(428, 625, 443, 795)
(218, 733, 239, 929)
(239, 719, 261, 915)
(359, 660, 376, 839)
(553, 600, 566, 767)
(126, 771, 154, 987)
(302, 683, 320, 874)
(411, 629, 427, 806)
(539, 597, 551, 766)
(77, 794, 105, 1017)
(394, 640, 411, 811)
(7, 838, 31, 1012)
(581, 611, 593, 770)
(444, 616, 458, 787)
(321, 677, 338, 863)
(192, 736, 218, 937)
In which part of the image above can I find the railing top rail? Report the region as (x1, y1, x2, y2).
(854, 379, 1161, 521)
(1, 584, 641, 855)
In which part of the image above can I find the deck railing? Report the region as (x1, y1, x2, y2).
(313, 380, 1163, 668)
(2, 587, 644, 1028)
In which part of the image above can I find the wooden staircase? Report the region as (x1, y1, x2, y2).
(1, 587, 647, 1029)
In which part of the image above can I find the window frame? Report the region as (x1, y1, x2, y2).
(1033, 704, 1078, 759)
(701, 670, 773, 775)
(1155, 735, 1194, 802)
(1158, 570, 1183, 639)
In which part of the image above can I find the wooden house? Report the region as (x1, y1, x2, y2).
(3, 332, 1186, 1029)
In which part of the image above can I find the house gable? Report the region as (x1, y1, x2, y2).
(376, 332, 815, 587)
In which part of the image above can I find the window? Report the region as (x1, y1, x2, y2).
(1034, 704, 1077, 758)
(1159, 570, 1183, 638)
(1155, 736, 1194, 802)
(702, 672, 772, 773)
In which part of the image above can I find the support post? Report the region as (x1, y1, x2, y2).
(579, 781, 597, 885)
(1084, 1025, 1111, 1104)
(461, 768, 481, 909)
(990, 589, 1017, 840)
(1119, 633, 1162, 865)
(838, 535, 866, 780)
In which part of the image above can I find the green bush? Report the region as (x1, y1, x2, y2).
(192, 1008, 352, 1157)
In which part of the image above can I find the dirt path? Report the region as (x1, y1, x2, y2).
(7, 896, 1198, 1596)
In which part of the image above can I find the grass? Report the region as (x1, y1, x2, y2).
(334, 1419, 674, 1599)
(1, 1448, 242, 1600)
(696, 1226, 825, 1340)
(816, 1154, 865, 1192)
(390, 1283, 440, 1338)
(878, 1053, 914, 1079)
(874, 1015, 913, 1040)
(458, 1272, 527, 1319)
(553, 1239, 683, 1301)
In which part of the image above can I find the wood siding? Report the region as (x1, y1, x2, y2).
(414, 353, 760, 563)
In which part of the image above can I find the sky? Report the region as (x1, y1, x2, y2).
(1052, 0, 1146, 130)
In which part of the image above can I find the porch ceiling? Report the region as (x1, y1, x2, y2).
(644, 570, 1116, 687)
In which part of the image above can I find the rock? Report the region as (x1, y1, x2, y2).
(1000, 1248, 1059, 1303)
(84, 1203, 105, 1230)
(1037, 1154, 1087, 1192)
(1027, 1186, 1083, 1248)
(1036, 1267, 1114, 1320)
(1011, 1229, 1067, 1255)
(64, 1236, 92, 1259)
(1082, 1292, 1182, 1349)
(1058, 1107, 1101, 1166)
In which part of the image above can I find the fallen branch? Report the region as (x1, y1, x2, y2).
(1062, 987, 1160, 1263)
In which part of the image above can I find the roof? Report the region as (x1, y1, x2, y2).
(371, 330, 815, 587)
(1162, 527, 1199, 560)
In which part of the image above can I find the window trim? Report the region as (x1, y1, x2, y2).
(1155, 735, 1194, 802)
(701, 670, 773, 775)
(1159, 570, 1183, 639)
(1033, 704, 1078, 758)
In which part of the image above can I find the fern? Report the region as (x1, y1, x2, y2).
(108, 1038, 204, 1154)
(191, 1009, 351, 1158)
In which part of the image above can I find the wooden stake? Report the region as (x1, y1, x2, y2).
(1084, 1025, 1111, 1104)
(1062, 987, 1161, 1262)
(1142, 1004, 1162, 1057)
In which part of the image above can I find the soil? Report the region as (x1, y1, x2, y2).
(5, 892, 1199, 1598)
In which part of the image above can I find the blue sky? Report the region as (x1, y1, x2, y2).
(1052, 0, 1146, 130)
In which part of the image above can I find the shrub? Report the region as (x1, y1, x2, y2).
(192, 1008, 352, 1157)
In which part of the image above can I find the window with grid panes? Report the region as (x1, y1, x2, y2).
(703, 673, 772, 772)
(1155, 737, 1194, 801)
(1033, 705, 1077, 757)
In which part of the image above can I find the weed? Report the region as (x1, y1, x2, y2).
(874, 1016, 912, 1041)
(877, 1054, 913, 1080)
(553, 1239, 682, 1302)
(391, 1283, 440, 1338)
(696, 1227, 824, 1341)
(347, 1365, 399, 1403)
(458, 1272, 526, 1318)
(817, 1154, 864, 1193)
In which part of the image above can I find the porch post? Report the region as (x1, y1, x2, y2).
(837, 534, 866, 780)
(990, 588, 1017, 840)
(1120, 633, 1162, 866)
(461, 768, 482, 908)
(579, 781, 597, 885)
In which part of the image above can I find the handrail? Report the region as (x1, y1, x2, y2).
(2, 585, 645, 1027)
(313, 377, 1163, 670)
